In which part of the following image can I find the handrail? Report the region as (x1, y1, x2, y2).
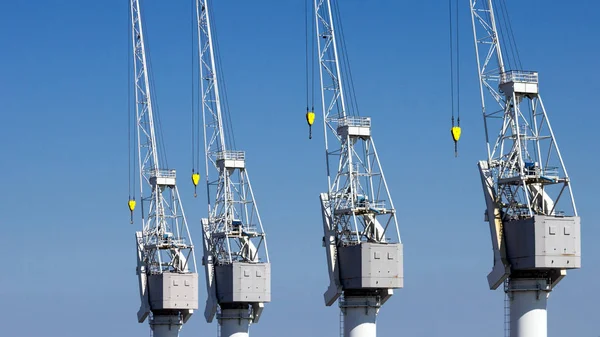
(217, 150, 245, 161)
(149, 169, 176, 178)
(338, 116, 371, 127)
(500, 70, 538, 84)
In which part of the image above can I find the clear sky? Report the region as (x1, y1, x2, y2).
(1, 1, 598, 336)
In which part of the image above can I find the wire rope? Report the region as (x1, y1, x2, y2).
(332, 0, 360, 117)
(305, 0, 310, 114)
(128, 0, 133, 200)
(448, 0, 456, 124)
(191, 0, 196, 174)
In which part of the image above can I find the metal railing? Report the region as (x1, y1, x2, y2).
(500, 70, 538, 84)
(338, 116, 371, 127)
(541, 167, 559, 180)
(217, 150, 245, 161)
(149, 169, 176, 178)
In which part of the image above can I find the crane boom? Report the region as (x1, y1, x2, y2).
(130, 1, 198, 335)
(195, 1, 270, 335)
(313, 1, 403, 336)
(469, 1, 580, 336)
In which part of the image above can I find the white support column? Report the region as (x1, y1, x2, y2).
(341, 296, 379, 337)
(219, 308, 251, 337)
(508, 279, 549, 337)
(150, 315, 182, 337)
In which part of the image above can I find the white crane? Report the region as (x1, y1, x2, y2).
(311, 1, 403, 336)
(194, 1, 270, 336)
(468, 1, 580, 336)
(129, 0, 198, 336)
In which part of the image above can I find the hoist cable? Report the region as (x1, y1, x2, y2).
(128, 0, 133, 199)
(494, 0, 512, 70)
(305, 0, 310, 113)
(455, 0, 460, 125)
(448, 0, 455, 124)
(147, 54, 169, 169)
(142, 12, 169, 169)
(332, 0, 360, 117)
(449, 0, 461, 157)
(311, 1, 315, 112)
(499, 0, 522, 69)
(210, 2, 236, 151)
(191, 0, 196, 173)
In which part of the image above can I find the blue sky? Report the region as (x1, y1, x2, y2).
(0, 1, 598, 336)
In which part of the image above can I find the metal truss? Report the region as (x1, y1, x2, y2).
(470, 0, 577, 220)
(196, 0, 269, 268)
(131, 0, 197, 328)
(314, 0, 400, 245)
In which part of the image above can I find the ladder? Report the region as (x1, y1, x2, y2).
(504, 280, 510, 337)
(338, 295, 344, 337)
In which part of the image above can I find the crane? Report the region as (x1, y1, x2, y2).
(311, 1, 403, 336)
(468, 1, 581, 336)
(129, 0, 198, 336)
(194, 1, 270, 336)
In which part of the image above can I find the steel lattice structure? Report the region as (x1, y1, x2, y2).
(315, 0, 401, 253)
(313, 2, 403, 337)
(471, 0, 577, 222)
(469, 1, 580, 337)
(314, 0, 402, 306)
(130, 0, 198, 334)
(196, 0, 270, 329)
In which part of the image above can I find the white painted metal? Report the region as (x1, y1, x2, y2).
(130, 0, 197, 334)
(469, 1, 579, 337)
(150, 315, 183, 337)
(313, 1, 402, 336)
(470, 0, 576, 228)
(508, 279, 549, 337)
(341, 297, 379, 337)
(196, 0, 270, 331)
(219, 309, 251, 337)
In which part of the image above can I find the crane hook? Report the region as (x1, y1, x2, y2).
(306, 110, 315, 139)
(192, 171, 200, 197)
(128, 198, 136, 224)
(451, 117, 461, 157)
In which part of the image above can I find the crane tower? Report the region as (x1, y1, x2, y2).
(469, 1, 580, 336)
(195, 1, 271, 336)
(129, 0, 198, 336)
(312, 1, 403, 336)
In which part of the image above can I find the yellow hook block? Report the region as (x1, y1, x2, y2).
(306, 111, 315, 126)
(128, 199, 136, 224)
(451, 126, 461, 157)
(306, 111, 315, 139)
(128, 199, 136, 212)
(192, 173, 200, 186)
(451, 126, 461, 142)
(192, 172, 200, 197)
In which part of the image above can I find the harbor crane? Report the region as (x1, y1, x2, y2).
(310, 1, 403, 336)
(468, 1, 580, 336)
(194, 1, 270, 336)
(129, 0, 198, 335)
